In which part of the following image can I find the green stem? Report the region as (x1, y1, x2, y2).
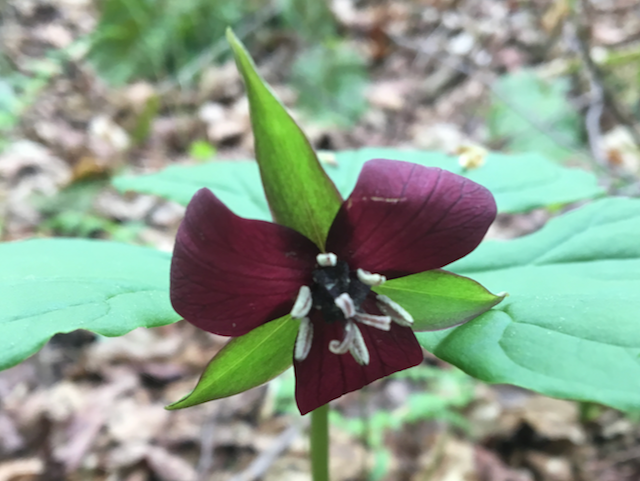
(310, 404, 330, 481)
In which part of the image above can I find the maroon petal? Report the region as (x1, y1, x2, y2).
(326, 159, 497, 278)
(294, 314, 423, 415)
(171, 188, 319, 336)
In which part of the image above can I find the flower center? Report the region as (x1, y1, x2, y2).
(290, 253, 414, 366)
(310, 259, 370, 323)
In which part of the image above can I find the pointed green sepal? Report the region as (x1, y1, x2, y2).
(167, 315, 298, 409)
(226, 28, 342, 249)
(374, 270, 505, 331)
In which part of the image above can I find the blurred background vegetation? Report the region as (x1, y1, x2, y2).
(1, 0, 640, 480)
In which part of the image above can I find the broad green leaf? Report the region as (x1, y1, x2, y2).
(226, 28, 341, 249)
(417, 197, 640, 412)
(168, 315, 298, 409)
(0, 239, 180, 370)
(114, 161, 267, 217)
(375, 270, 505, 331)
(487, 70, 583, 161)
(113, 149, 604, 217)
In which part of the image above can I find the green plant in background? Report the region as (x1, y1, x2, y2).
(34, 180, 143, 242)
(487, 69, 583, 161)
(270, 365, 476, 480)
(291, 42, 369, 127)
(0, 55, 50, 151)
(88, 0, 369, 126)
(280, 0, 369, 126)
(188, 139, 217, 162)
(339, 367, 475, 481)
(88, 0, 263, 84)
(0, 78, 20, 148)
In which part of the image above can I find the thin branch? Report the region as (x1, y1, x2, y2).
(577, 0, 640, 147)
(567, 21, 608, 170)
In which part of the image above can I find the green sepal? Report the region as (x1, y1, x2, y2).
(226, 28, 342, 250)
(374, 270, 505, 331)
(167, 315, 298, 409)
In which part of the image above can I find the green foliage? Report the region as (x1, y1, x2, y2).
(188, 140, 217, 162)
(168, 315, 298, 409)
(227, 28, 342, 249)
(373, 270, 504, 331)
(291, 42, 369, 127)
(278, 0, 337, 41)
(0, 239, 179, 370)
(34, 179, 142, 242)
(488, 70, 583, 161)
(130, 94, 160, 145)
(0, 78, 20, 135)
(0, 55, 49, 150)
(418, 197, 640, 412)
(88, 0, 261, 84)
(279, 0, 368, 126)
(112, 149, 604, 217)
(42, 212, 142, 242)
(88, 0, 367, 125)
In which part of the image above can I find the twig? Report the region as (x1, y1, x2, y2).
(569, 3, 640, 194)
(567, 21, 608, 170)
(227, 419, 305, 481)
(577, 0, 640, 148)
(196, 406, 218, 477)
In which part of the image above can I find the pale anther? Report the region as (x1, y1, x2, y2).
(354, 312, 391, 331)
(294, 317, 313, 361)
(316, 253, 338, 267)
(357, 268, 386, 286)
(290, 285, 312, 319)
(329, 321, 355, 354)
(334, 293, 356, 319)
(349, 323, 370, 365)
(376, 295, 414, 327)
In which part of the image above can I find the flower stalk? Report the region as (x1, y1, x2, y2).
(311, 405, 330, 481)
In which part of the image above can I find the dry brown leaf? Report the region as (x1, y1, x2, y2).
(0, 458, 43, 481)
(417, 434, 478, 481)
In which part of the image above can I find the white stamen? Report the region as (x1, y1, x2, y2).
(290, 285, 312, 319)
(376, 295, 414, 327)
(316, 253, 337, 267)
(334, 293, 356, 318)
(356, 268, 386, 286)
(294, 317, 313, 361)
(349, 323, 370, 365)
(329, 321, 355, 354)
(354, 312, 391, 331)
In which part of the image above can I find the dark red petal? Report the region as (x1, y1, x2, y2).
(326, 159, 497, 278)
(294, 313, 423, 415)
(170, 188, 319, 336)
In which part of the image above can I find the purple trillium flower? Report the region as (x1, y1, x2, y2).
(170, 159, 497, 414)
